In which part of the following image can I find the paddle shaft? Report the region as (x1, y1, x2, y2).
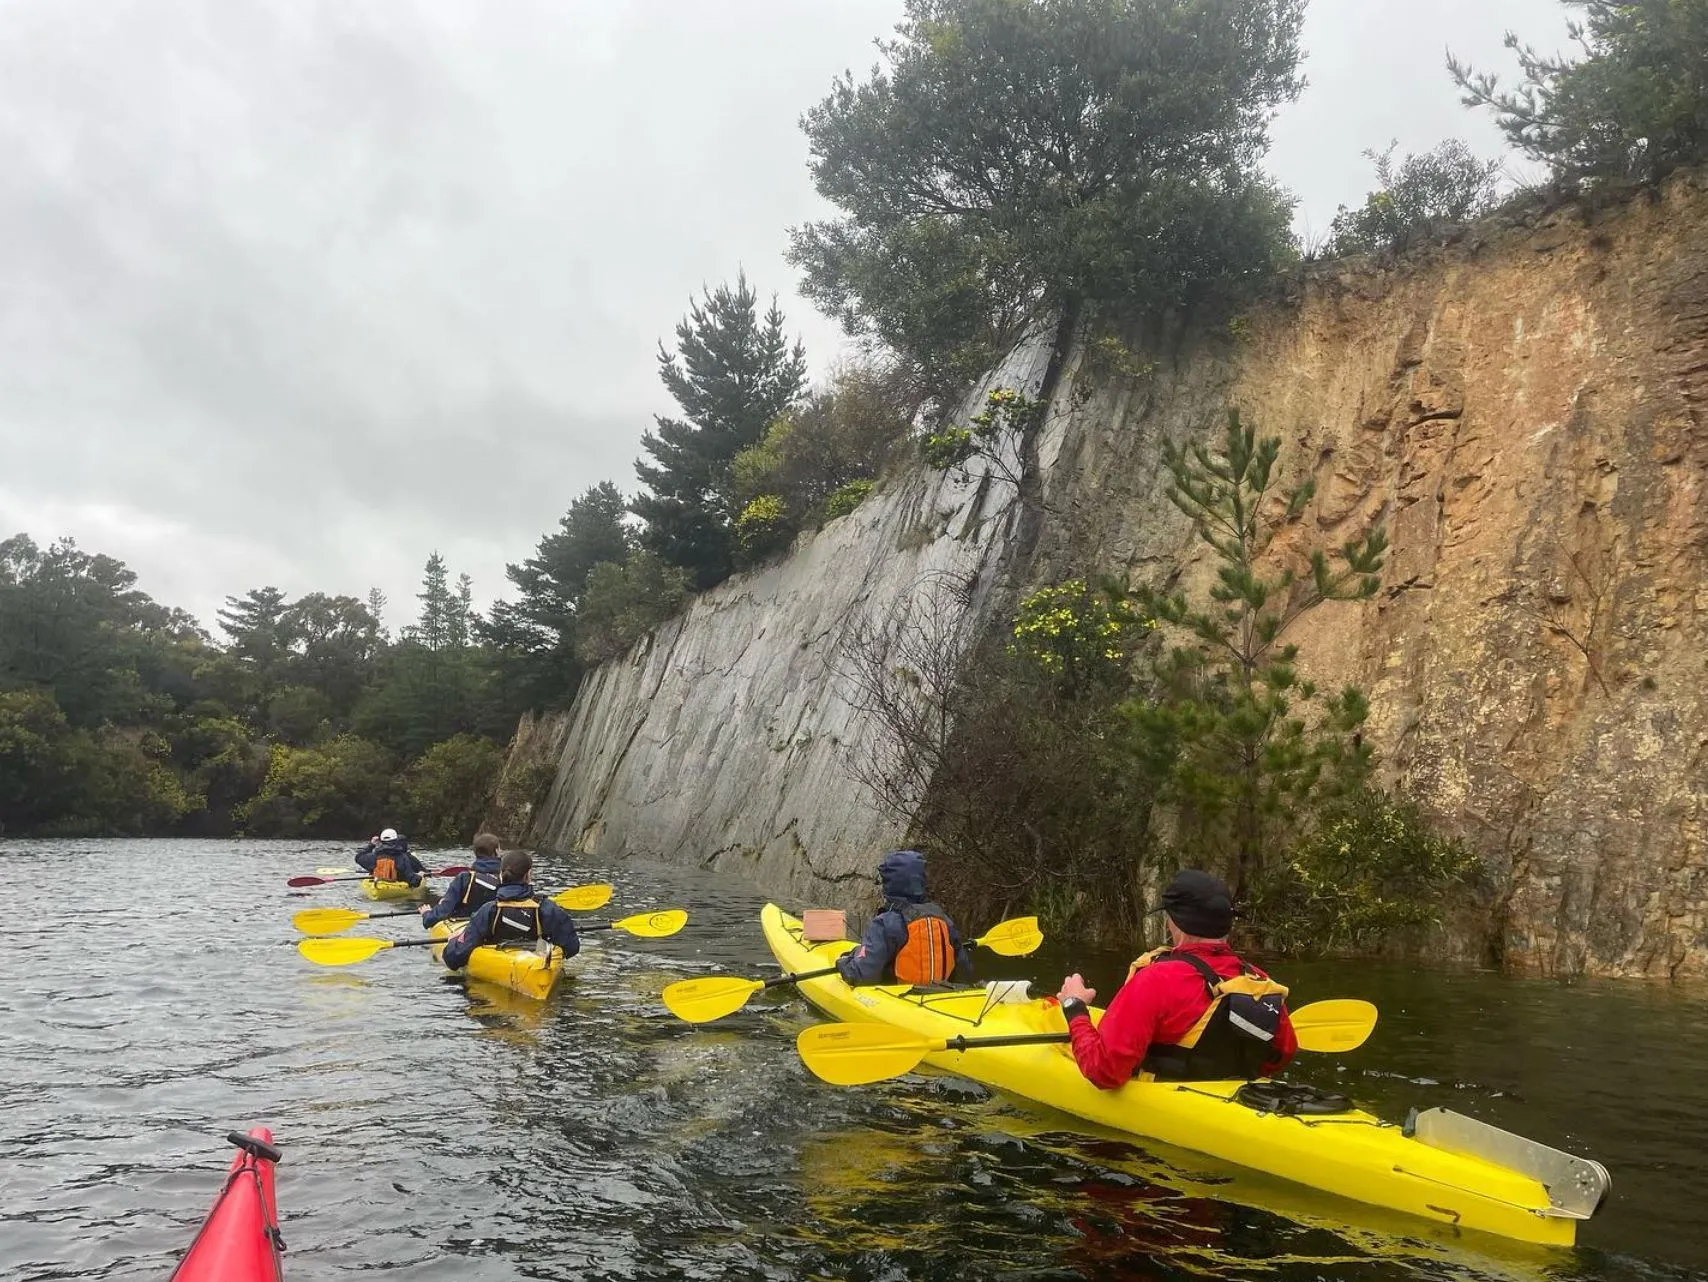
(287, 869, 465, 888)
(943, 1032, 1070, 1053)
(762, 925, 1026, 988)
(767, 965, 840, 989)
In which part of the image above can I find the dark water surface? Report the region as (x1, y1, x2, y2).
(2, 839, 1704, 1282)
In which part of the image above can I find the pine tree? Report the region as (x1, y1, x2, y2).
(366, 587, 388, 638)
(1132, 410, 1388, 897)
(632, 274, 807, 588)
(485, 482, 635, 713)
(452, 574, 474, 650)
(410, 553, 455, 651)
(217, 587, 289, 667)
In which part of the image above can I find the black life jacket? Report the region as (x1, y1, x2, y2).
(451, 869, 500, 917)
(1129, 947, 1290, 1082)
(488, 896, 542, 947)
(891, 901, 955, 985)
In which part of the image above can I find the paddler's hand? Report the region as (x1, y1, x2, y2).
(418, 904, 431, 916)
(1057, 974, 1095, 1005)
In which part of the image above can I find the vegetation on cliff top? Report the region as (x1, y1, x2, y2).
(791, 0, 1307, 408)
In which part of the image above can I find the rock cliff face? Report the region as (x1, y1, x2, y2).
(520, 174, 1708, 978)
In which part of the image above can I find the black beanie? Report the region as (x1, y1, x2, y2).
(1154, 869, 1235, 937)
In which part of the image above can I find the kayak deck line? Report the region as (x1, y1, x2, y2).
(168, 1127, 284, 1282)
(760, 902, 1608, 1247)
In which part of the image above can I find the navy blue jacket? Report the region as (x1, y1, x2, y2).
(441, 883, 580, 970)
(422, 854, 502, 927)
(837, 850, 974, 986)
(355, 837, 427, 886)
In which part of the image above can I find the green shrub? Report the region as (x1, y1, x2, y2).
(823, 479, 875, 520)
(236, 734, 394, 837)
(1248, 787, 1484, 956)
(396, 734, 505, 844)
(734, 494, 792, 560)
(1326, 140, 1502, 256)
(920, 387, 1042, 486)
(576, 551, 692, 664)
(731, 361, 913, 530)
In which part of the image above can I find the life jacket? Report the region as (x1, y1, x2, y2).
(1127, 947, 1289, 1082)
(450, 869, 500, 916)
(372, 855, 401, 882)
(488, 896, 542, 947)
(891, 901, 956, 985)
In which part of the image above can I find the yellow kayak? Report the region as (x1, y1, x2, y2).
(359, 877, 432, 902)
(762, 904, 1606, 1246)
(427, 918, 564, 1001)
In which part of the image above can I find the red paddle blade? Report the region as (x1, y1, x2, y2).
(286, 875, 328, 887)
(429, 866, 470, 877)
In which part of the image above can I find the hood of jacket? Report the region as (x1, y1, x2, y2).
(373, 837, 411, 858)
(878, 849, 928, 904)
(470, 853, 502, 878)
(495, 882, 535, 901)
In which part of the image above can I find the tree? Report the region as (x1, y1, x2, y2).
(278, 593, 383, 720)
(837, 574, 1161, 935)
(487, 482, 636, 711)
(0, 535, 188, 728)
(1325, 140, 1504, 256)
(236, 734, 395, 837)
(395, 734, 506, 844)
(1130, 410, 1387, 896)
(1449, 1, 1708, 184)
(0, 689, 75, 829)
(576, 551, 692, 664)
(366, 587, 389, 638)
(790, 0, 1305, 402)
(631, 275, 808, 588)
(408, 553, 461, 651)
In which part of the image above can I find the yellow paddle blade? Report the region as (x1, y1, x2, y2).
(296, 936, 397, 966)
(1291, 999, 1378, 1053)
(551, 883, 614, 912)
(611, 909, 687, 938)
(315, 866, 355, 875)
(797, 1022, 935, 1086)
(291, 908, 369, 937)
(974, 915, 1043, 957)
(661, 975, 765, 1023)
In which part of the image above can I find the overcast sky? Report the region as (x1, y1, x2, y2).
(0, 0, 1568, 634)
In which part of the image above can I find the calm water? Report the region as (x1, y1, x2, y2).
(2, 838, 1704, 1282)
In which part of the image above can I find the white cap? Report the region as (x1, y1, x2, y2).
(380, 828, 399, 841)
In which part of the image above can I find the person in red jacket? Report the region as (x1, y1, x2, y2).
(1055, 869, 1297, 1087)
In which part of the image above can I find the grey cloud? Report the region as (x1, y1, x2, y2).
(0, 0, 1574, 631)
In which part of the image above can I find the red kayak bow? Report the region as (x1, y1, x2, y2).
(168, 1127, 285, 1281)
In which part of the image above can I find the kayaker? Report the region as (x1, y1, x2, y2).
(1055, 869, 1297, 1086)
(836, 849, 974, 987)
(421, 831, 502, 926)
(355, 827, 427, 887)
(441, 848, 580, 970)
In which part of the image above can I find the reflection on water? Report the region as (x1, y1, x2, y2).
(1, 838, 1704, 1281)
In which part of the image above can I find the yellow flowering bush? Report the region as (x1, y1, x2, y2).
(1009, 579, 1154, 693)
